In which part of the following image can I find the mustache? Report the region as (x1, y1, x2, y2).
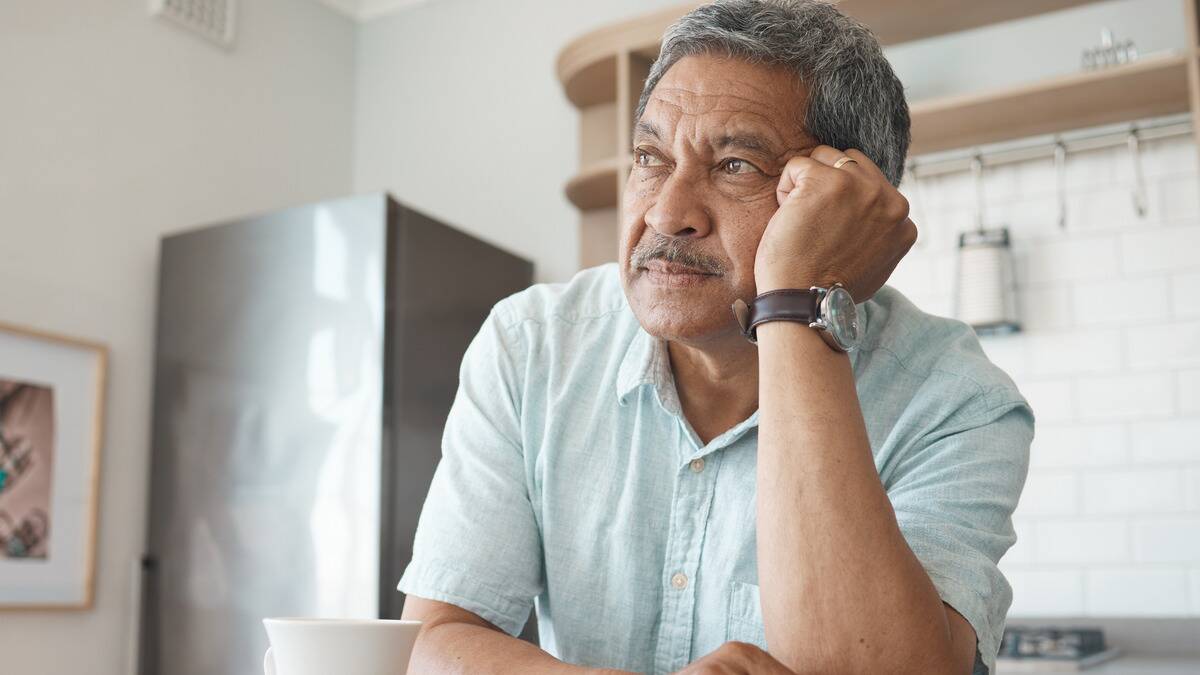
(628, 232, 726, 275)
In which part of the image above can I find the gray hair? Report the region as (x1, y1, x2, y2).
(634, 0, 910, 187)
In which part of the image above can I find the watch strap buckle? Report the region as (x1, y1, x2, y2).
(731, 287, 825, 344)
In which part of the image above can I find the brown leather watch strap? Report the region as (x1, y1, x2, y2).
(737, 288, 821, 342)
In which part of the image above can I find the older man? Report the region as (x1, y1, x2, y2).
(398, 1, 1032, 674)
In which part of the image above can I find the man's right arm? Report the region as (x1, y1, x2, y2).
(400, 595, 629, 675)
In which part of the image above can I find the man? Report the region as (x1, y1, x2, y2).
(399, 1, 1032, 674)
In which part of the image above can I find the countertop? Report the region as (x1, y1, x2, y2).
(996, 655, 1200, 674)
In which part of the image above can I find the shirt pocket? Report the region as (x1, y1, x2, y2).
(724, 580, 768, 651)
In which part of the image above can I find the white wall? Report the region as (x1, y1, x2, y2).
(0, 1, 356, 673)
(892, 131, 1200, 616)
(352, 0, 689, 283)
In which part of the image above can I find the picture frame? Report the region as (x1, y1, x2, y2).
(0, 321, 106, 609)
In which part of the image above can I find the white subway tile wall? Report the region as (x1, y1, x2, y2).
(1132, 517, 1200, 562)
(1073, 277, 1169, 326)
(1081, 467, 1187, 515)
(1173, 271, 1200, 318)
(1015, 379, 1075, 423)
(1005, 570, 1087, 615)
(895, 132, 1200, 617)
(1029, 424, 1127, 469)
(1180, 369, 1200, 413)
(1076, 372, 1174, 420)
(1086, 569, 1192, 615)
(1188, 467, 1200, 511)
(1191, 569, 1200, 611)
(1035, 519, 1130, 564)
(1019, 470, 1081, 516)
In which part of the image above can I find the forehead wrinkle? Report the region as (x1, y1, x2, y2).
(640, 97, 793, 158)
(650, 84, 785, 119)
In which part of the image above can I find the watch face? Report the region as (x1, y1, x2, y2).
(822, 286, 860, 350)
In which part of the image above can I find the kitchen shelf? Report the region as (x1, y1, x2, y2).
(566, 155, 626, 211)
(557, 3, 702, 108)
(910, 50, 1192, 155)
(562, 54, 1192, 209)
(557, 0, 1200, 265)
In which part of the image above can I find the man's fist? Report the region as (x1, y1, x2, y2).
(754, 145, 916, 302)
(673, 641, 795, 675)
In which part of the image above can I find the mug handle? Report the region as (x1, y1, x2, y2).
(263, 646, 276, 675)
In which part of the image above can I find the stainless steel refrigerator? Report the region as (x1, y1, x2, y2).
(138, 193, 533, 675)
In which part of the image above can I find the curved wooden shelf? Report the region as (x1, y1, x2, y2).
(565, 156, 626, 211)
(559, 53, 617, 109)
(909, 51, 1192, 155)
(556, 3, 700, 108)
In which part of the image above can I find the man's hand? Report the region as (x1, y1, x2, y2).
(673, 642, 795, 675)
(754, 145, 915, 300)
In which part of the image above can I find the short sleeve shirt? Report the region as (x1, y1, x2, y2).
(398, 262, 1034, 675)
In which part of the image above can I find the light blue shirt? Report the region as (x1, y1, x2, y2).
(398, 263, 1033, 675)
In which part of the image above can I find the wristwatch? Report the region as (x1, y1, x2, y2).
(731, 284, 861, 352)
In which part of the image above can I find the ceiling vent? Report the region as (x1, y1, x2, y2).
(150, 0, 236, 49)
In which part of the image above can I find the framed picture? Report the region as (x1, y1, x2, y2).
(0, 321, 106, 609)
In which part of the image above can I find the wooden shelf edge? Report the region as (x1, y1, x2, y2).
(565, 156, 627, 211)
(910, 51, 1192, 155)
(556, 2, 702, 108)
(911, 51, 1189, 116)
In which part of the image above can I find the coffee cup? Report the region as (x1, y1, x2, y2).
(262, 617, 421, 675)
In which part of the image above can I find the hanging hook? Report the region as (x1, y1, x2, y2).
(1054, 138, 1068, 229)
(1128, 126, 1148, 218)
(970, 154, 986, 232)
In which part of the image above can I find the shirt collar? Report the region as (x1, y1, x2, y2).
(616, 326, 672, 408)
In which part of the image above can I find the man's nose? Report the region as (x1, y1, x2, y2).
(643, 171, 711, 238)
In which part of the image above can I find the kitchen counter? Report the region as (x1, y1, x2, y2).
(996, 618, 1200, 674)
(996, 655, 1200, 674)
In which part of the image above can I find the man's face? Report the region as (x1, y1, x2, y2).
(620, 53, 818, 343)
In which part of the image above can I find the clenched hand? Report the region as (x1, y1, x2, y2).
(754, 145, 916, 301)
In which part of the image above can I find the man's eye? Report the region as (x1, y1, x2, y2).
(721, 158, 759, 175)
(634, 150, 663, 168)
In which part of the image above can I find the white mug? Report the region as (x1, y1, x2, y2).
(262, 617, 422, 675)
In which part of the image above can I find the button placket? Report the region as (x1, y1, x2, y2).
(653, 451, 723, 674)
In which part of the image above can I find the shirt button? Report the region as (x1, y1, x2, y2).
(689, 458, 705, 473)
(671, 572, 688, 590)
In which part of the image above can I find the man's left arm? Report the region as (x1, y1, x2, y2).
(756, 320, 983, 675)
(750, 145, 1025, 675)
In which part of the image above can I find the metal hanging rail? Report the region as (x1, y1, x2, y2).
(906, 113, 1194, 180)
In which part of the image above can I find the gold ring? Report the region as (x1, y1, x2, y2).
(833, 156, 858, 169)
